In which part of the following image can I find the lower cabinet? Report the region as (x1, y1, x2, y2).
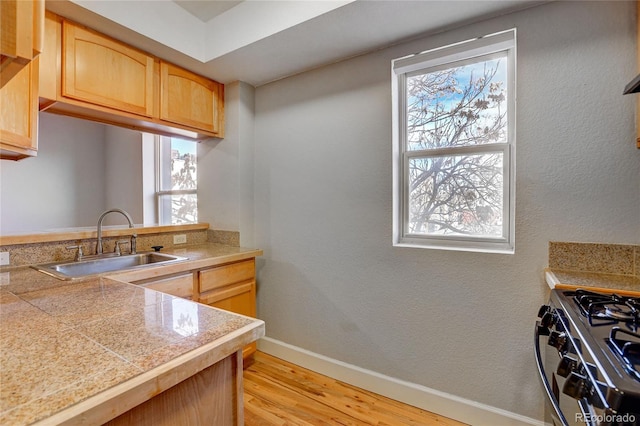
(198, 259, 257, 360)
(138, 273, 194, 299)
(132, 258, 257, 364)
(104, 352, 242, 426)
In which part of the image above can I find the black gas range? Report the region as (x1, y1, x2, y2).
(536, 289, 640, 426)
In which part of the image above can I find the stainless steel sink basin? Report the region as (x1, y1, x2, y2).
(32, 252, 188, 280)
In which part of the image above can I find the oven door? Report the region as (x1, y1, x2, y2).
(535, 321, 603, 426)
(535, 321, 570, 425)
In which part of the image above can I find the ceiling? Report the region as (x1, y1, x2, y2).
(46, 0, 546, 87)
(173, 0, 243, 22)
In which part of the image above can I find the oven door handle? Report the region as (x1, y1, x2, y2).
(535, 321, 569, 426)
(577, 398, 596, 426)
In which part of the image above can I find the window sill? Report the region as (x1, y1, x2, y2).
(393, 240, 514, 255)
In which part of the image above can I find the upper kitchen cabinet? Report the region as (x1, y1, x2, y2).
(0, 57, 39, 160)
(160, 62, 224, 136)
(0, 0, 44, 86)
(62, 21, 155, 117)
(39, 12, 224, 140)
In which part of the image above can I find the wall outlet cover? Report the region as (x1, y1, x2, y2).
(173, 234, 187, 244)
(0, 252, 9, 266)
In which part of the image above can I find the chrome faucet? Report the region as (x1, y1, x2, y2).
(95, 208, 137, 255)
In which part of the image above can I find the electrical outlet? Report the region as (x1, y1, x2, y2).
(0, 252, 9, 266)
(173, 234, 187, 244)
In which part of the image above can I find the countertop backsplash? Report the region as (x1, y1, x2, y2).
(0, 229, 239, 266)
(549, 241, 639, 278)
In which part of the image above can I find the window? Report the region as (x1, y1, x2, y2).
(156, 136, 198, 224)
(392, 29, 516, 253)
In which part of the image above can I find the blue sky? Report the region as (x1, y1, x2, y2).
(172, 138, 197, 156)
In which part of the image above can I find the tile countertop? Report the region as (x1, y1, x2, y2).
(545, 268, 640, 297)
(0, 243, 265, 425)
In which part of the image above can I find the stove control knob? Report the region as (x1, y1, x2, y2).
(563, 371, 589, 400)
(537, 305, 550, 318)
(541, 312, 556, 328)
(557, 355, 578, 377)
(548, 330, 567, 353)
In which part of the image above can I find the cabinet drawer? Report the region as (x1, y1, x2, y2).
(139, 273, 193, 299)
(199, 259, 255, 293)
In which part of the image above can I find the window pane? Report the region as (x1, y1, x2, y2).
(408, 153, 503, 238)
(159, 194, 198, 225)
(170, 139, 197, 190)
(406, 55, 507, 151)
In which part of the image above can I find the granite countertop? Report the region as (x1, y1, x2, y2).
(0, 243, 264, 425)
(545, 268, 640, 297)
(545, 241, 640, 296)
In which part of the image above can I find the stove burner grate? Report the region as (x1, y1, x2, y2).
(573, 289, 640, 327)
(609, 327, 640, 381)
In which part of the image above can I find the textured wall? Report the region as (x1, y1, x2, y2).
(0, 114, 150, 234)
(251, 1, 639, 420)
(1, 114, 107, 233)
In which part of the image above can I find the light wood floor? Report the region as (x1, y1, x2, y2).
(243, 351, 467, 426)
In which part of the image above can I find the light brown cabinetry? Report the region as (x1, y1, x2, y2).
(104, 352, 242, 426)
(1, 0, 43, 160)
(137, 273, 194, 299)
(160, 62, 224, 135)
(62, 22, 156, 117)
(131, 258, 258, 362)
(0, 57, 39, 159)
(199, 259, 257, 360)
(39, 12, 224, 140)
(1, 0, 44, 85)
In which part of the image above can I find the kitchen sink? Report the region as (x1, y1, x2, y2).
(32, 252, 188, 280)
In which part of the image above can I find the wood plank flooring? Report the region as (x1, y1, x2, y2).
(243, 352, 467, 426)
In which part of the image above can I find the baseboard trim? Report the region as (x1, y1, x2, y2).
(257, 337, 544, 426)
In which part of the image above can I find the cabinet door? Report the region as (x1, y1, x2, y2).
(160, 61, 223, 134)
(199, 259, 257, 360)
(202, 282, 256, 317)
(1, 0, 44, 85)
(62, 21, 155, 117)
(139, 273, 194, 299)
(0, 57, 38, 159)
(202, 282, 257, 360)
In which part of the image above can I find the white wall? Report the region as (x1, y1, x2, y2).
(248, 1, 640, 422)
(198, 81, 256, 245)
(0, 113, 148, 234)
(103, 125, 144, 226)
(0, 113, 107, 233)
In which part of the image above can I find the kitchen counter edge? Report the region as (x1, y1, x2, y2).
(545, 268, 640, 297)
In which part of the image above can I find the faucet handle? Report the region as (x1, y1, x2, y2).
(66, 245, 84, 261)
(114, 240, 129, 256)
(130, 233, 137, 255)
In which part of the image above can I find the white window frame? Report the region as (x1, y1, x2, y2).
(392, 29, 516, 254)
(155, 135, 198, 225)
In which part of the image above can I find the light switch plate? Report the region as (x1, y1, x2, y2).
(0, 252, 9, 266)
(173, 234, 187, 244)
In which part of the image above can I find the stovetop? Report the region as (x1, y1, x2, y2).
(552, 289, 640, 407)
(573, 290, 640, 331)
